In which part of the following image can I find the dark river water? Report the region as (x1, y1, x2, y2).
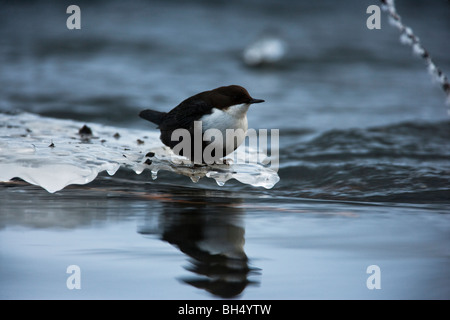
(0, 0, 449, 299)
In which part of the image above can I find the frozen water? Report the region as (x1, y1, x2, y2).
(0, 113, 280, 192)
(382, 0, 450, 105)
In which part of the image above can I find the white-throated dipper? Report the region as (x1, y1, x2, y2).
(139, 85, 264, 164)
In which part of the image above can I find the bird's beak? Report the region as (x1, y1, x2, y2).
(249, 98, 265, 104)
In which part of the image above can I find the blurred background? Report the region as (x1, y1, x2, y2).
(1, 0, 449, 300)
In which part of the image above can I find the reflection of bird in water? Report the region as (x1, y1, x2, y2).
(138, 200, 259, 298)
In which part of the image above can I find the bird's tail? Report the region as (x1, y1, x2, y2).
(139, 109, 167, 126)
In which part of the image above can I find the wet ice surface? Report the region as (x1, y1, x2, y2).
(0, 113, 280, 192)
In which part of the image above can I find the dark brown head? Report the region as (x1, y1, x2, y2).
(206, 85, 265, 109)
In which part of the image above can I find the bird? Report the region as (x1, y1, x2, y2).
(139, 85, 264, 164)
